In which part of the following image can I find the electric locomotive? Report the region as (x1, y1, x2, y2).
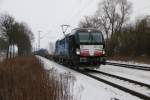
(54, 28, 106, 69)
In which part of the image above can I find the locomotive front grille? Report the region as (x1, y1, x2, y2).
(79, 56, 105, 63)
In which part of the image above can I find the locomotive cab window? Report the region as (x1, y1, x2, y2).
(91, 32, 104, 43)
(78, 32, 104, 43)
(78, 32, 90, 43)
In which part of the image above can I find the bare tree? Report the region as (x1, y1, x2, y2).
(0, 14, 34, 58)
(0, 37, 8, 52)
(78, 0, 132, 42)
(97, 15, 111, 42)
(79, 16, 102, 29)
(116, 0, 132, 32)
(15, 22, 33, 56)
(96, 0, 132, 36)
(0, 14, 15, 58)
(79, 16, 94, 28)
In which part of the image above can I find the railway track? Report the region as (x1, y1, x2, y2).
(106, 62, 150, 71)
(77, 69, 150, 100)
(41, 56, 150, 99)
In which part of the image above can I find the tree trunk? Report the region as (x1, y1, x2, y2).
(6, 45, 9, 59)
(10, 45, 13, 58)
(111, 23, 114, 37)
(12, 44, 14, 58)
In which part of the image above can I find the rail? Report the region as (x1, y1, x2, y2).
(106, 62, 150, 71)
(78, 69, 150, 100)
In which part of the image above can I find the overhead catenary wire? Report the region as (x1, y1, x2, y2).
(62, 0, 80, 24)
(61, 0, 95, 34)
(67, 1, 150, 24)
(40, 31, 51, 39)
(37, 30, 51, 49)
(66, 0, 96, 25)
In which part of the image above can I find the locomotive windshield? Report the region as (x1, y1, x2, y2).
(78, 32, 103, 43)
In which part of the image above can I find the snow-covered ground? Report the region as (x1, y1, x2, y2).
(109, 60, 150, 67)
(90, 72, 150, 97)
(37, 56, 141, 100)
(98, 64, 150, 85)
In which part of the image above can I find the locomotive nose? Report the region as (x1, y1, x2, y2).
(80, 50, 90, 57)
(94, 51, 103, 56)
(79, 45, 104, 57)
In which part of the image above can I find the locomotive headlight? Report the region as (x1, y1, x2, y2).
(76, 49, 80, 55)
(102, 50, 105, 55)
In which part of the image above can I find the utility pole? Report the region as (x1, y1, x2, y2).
(38, 30, 51, 50)
(60, 24, 70, 36)
(38, 30, 41, 50)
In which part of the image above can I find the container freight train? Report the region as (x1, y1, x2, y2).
(53, 28, 106, 69)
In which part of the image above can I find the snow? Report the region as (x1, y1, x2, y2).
(98, 65, 150, 85)
(37, 56, 140, 100)
(90, 73, 150, 97)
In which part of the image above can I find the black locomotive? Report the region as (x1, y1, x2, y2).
(54, 28, 106, 69)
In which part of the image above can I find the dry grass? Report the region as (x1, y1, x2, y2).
(0, 56, 77, 100)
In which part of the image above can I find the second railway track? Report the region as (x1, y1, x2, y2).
(77, 69, 150, 100)
(106, 62, 150, 71)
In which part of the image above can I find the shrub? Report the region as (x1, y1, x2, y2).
(0, 56, 76, 100)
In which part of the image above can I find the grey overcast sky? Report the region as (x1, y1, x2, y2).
(0, 0, 150, 49)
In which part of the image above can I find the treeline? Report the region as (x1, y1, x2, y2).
(107, 16, 150, 57)
(0, 14, 34, 58)
(79, 0, 150, 58)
